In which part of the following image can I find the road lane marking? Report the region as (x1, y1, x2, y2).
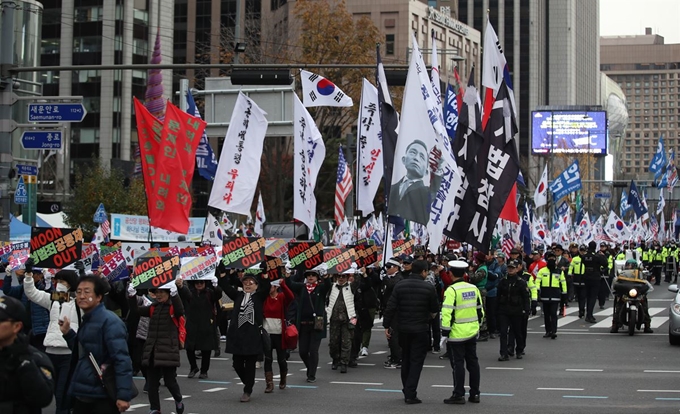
(648, 298, 673, 302)
(566, 369, 603, 372)
(372, 351, 388, 355)
(563, 395, 608, 399)
(331, 381, 384, 385)
(486, 367, 524, 370)
(164, 395, 191, 401)
(655, 397, 680, 401)
(286, 385, 318, 389)
(538, 388, 584, 391)
(637, 390, 680, 393)
(202, 387, 227, 392)
(651, 316, 669, 328)
(423, 365, 445, 368)
(644, 370, 680, 373)
(365, 388, 402, 393)
(481, 393, 514, 397)
(210, 357, 230, 361)
(128, 404, 149, 411)
(557, 316, 580, 327)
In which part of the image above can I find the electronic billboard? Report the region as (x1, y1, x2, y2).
(531, 111, 608, 155)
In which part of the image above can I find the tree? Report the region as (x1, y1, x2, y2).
(63, 160, 147, 238)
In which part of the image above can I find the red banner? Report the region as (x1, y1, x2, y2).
(134, 97, 162, 203)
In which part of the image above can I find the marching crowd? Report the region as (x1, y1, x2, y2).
(0, 238, 675, 412)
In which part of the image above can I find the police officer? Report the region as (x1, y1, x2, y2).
(598, 243, 613, 309)
(497, 260, 530, 361)
(536, 251, 567, 339)
(569, 245, 587, 318)
(0, 296, 55, 413)
(651, 244, 664, 285)
(581, 241, 607, 323)
(441, 260, 483, 405)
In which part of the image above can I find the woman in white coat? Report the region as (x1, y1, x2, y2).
(24, 269, 80, 414)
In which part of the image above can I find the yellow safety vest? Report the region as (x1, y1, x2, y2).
(441, 281, 483, 342)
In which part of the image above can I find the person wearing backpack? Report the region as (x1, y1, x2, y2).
(128, 278, 185, 414)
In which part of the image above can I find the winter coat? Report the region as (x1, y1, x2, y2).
(263, 278, 295, 349)
(380, 271, 404, 311)
(63, 303, 134, 402)
(326, 282, 356, 320)
(135, 295, 152, 340)
(131, 294, 184, 368)
(0, 333, 55, 414)
(220, 275, 271, 356)
(287, 276, 332, 340)
(497, 275, 530, 316)
(3, 274, 50, 335)
(383, 274, 439, 334)
(23, 276, 79, 354)
(184, 285, 223, 350)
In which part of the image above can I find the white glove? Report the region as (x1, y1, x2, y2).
(127, 284, 137, 297)
(210, 277, 218, 287)
(43, 270, 53, 281)
(350, 262, 358, 273)
(169, 283, 178, 297)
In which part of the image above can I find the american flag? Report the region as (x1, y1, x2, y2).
(335, 146, 353, 226)
(501, 234, 515, 256)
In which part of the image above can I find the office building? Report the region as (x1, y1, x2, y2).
(601, 28, 680, 180)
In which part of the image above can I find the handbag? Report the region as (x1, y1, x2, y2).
(88, 352, 139, 402)
(284, 321, 299, 349)
(260, 327, 272, 355)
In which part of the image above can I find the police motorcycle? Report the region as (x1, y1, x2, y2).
(612, 255, 653, 336)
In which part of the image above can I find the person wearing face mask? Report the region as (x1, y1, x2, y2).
(3, 260, 50, 347)
(23, 267, 79, 414)
(535, 251, 567, 339)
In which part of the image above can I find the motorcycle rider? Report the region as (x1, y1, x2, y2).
(610, 259, 654, 333)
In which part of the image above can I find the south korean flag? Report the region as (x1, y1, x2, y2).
(301, 70, 354, 108)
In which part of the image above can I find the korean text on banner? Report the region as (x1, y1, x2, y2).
(350, 243, 380, 268)
(30, 227, 84, 269)
(208, 92, 268, 215)
(264, 256, 284, 280)
(323, 247, 356, 274)
(392, 239, 415, 257)
(100, 250, 129, 282)
(221, 236, 265, 269)
(288, 241, 324, 272)
(111, 214, 205, 242)
(180, 255, 219, 280)
(131, 255, 181, 289)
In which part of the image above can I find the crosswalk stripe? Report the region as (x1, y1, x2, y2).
(538, 307, 669, 329)
(591, 317, 613, 329)
(557, 316, 580, 327)
(651, 316, 669, 328)
(203, 387, 227, 392)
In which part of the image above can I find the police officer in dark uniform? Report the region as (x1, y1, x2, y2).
(0, 296, 55, 414)
(581, 241, 608, 323)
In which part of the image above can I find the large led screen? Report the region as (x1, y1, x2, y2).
(532, 111, 608, 155)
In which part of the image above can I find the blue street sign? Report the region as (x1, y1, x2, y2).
(14, 176, 27, 205)
(28, 103, 87, 122)
(20, 130, 62, 150)
(93, 203, 107, 224)
(594, 192, 611, 199)
(16, 164, 38, 176)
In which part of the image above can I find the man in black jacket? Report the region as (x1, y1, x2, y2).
(383, 260, 439, 404)
(381, 258, 404, 368)
(582, 241, 608, 323)
(497, 260, 530, 361)
(0, 296, 55, 414)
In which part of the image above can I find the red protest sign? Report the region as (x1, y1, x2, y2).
(221, 236, 265, 269)
(30, 227, 84, 269)
(131, 254, 180, 289)
(288, 241, 324, 272)
(134, 97, 162, 206)
(350, 243, 380, 268)
(323, 247, 356, 274)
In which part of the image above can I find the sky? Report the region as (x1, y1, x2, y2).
(600, 0, 680, 44)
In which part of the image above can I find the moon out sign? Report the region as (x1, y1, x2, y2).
(30, 227, 84, 269)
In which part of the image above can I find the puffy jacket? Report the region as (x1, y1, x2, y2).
(581, 251, 607, 282)
(383, 274, 439, 333)
(497, 275, 530, 316)
(23, 276, 79, 354)
(3, 274, 50, 335)
(381, 271, 404, 310)
(184, 285, 223, 351)
(63, 303, 134, 402)
(132, 294, 184, 367)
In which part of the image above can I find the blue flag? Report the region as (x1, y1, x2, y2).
(627, 180, 648, 219)
(620, 189, 631, 217)
(549, 160, 582, 201)
(444, 83, 458, 143)
(649, 135, 667, 181)
(520, 204, 532, 255)
(186, 91, 218, 181)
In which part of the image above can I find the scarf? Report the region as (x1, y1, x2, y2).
(238, 292, 255, 328)
(305, 282, 318, 294)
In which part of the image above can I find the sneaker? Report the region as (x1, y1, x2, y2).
(443, 395, 466, 404)
(306, 376, 316, 383)
(256, 361, 261, 369)
(149, 411, 161, 414)
(432, 348, 441, 354)
(360, 347, 369, 356)
(498, 355, 509, 362)
(187, 367, 199, 379)
(199, 372, 208, 379)
(175, 400, 185, 414)
(644, 327, 654, 333)
(439, 352, 450, 360)
(468, 394, 481, 403)
(220, 335, 227, 341)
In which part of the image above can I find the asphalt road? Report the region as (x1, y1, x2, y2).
(47, 284, 680, 414)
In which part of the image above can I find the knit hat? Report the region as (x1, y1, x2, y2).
(54, 270, 79, 292)
(474, 251, 487, 263)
